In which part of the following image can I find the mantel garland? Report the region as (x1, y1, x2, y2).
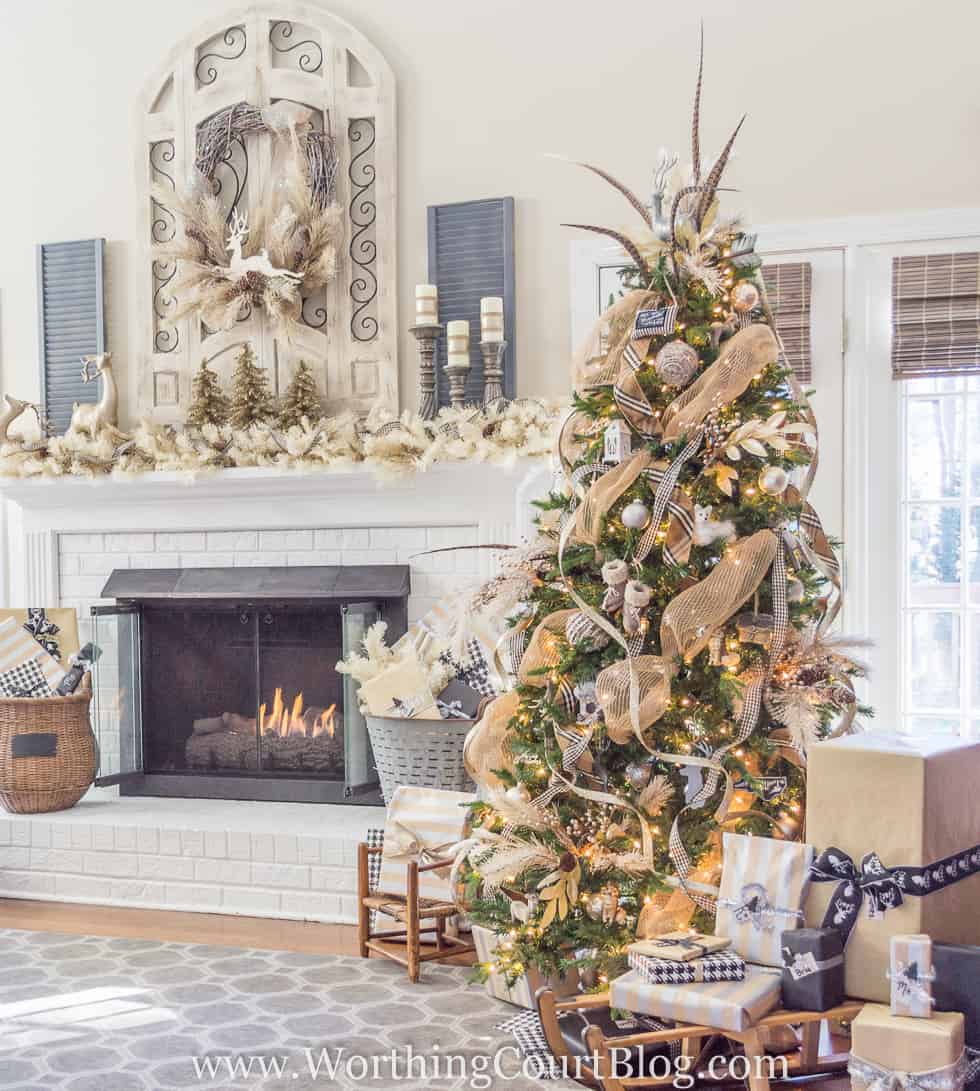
(153, 101, 343, 338)
(0, 401, 562, 482)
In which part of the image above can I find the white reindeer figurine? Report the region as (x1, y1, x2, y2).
(69, 353, 119, 435)
(222, 208, 301, 282)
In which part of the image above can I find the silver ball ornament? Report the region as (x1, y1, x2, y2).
(585, 894, 606, 921)
(758, 465, 789, 496)
(621, 500, 651, 530)
(626, 762, 651, 790)
(786, 576, 805, 603)
(732, 281, 760, 314)
(654, 340, 699, 388)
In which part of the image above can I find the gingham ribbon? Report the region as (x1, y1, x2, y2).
(635, 429, 705, 562)
(642, 464, 697, 565)
(613, 339, 660, 439)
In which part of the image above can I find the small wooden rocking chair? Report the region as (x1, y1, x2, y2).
(357, 839, 474, 983)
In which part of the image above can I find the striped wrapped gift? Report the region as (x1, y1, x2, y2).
(376, 786, 475, 902)
(472, 924, 578, 1009)
(610, 964, 782, 1034)
(628, 949, 746, 986)
(0, 617, 66, 694)
(715, 833, 814, 968)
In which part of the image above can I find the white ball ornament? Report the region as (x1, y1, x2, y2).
(621, 500, 651, 530)
(732, 281, 760, 314)
(654, 340, 699, 388)
(786, 576, 805, 603)
(758, 465, 789, 496)
(626, 762, 651, 790)
(505, 783, 531, 804)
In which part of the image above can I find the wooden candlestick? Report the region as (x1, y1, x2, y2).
(480, 340, 507, 406)
(444, 320, 471, 410)
(410, 322, 443, 420)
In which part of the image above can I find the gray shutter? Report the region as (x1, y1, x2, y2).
(37, 239, 106, 433)
(427, 198, 515, 407)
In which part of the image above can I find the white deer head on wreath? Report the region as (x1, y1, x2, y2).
(223, 207, 302, 283)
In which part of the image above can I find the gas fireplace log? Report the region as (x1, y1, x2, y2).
(191, 716, 226, 736)
(189, 712, 257, 737)
(185, 730, 258, 770)
(185, 729, 343, 774)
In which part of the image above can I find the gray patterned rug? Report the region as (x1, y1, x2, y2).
(0, 928, 581, 1090)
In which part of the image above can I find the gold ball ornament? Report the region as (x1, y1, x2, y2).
(626, 762, 651, 790)
(505, 783, 531, 804)
(654, 340, 699, 388)
(732, 281, 760, 314)
(621, 500, 651, 530)
(758, 465, 789, 496)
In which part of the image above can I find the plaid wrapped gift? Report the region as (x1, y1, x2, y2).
(628, 949, 745, 985)
(0, 617, 66, 692)
(0, 656, 54, 697)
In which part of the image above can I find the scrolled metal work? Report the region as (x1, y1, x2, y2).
(152, 259, 179, 353)
(269, 21, 323, 74)
(149, 140, 176, 245)
(211, 134, 249, 224)
(348, 118, 378, 343)
(301, 292, 328, 330)
(196, 25, 247, 87)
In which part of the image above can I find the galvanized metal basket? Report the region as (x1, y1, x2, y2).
(366, 714, 475, 804)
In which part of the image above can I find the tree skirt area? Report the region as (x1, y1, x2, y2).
(0, 929, 581, 1090)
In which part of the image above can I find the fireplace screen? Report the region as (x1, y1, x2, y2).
(90, 565, 409, 804)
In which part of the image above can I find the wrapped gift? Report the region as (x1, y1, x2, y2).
(0, 617, 67, 694)
(628, 949, 745, 986)
(933, 944, 980, 1091)
(891, 934, 935, 1018)
(850, 1004, 966, 1091)
(781, 927, 845, 1012)
(472, 924, 578, 1009)
(715, 832, 814, 967)
(358, 657, 440, 719)
(805, 735, 980, 1003)
(629, 931, 731, 962)
(376, 786, 475, 901)
(609, 964, 782, 1034)
(0, 607, 80, 663)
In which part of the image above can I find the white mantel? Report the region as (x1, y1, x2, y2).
(0, 460, 553, 610)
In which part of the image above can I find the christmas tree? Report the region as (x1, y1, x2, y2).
(228, 343, 274, 430)
(186, 358, 229, 428)
(278, 359, 323, 429)
(461, 50, 870, 988)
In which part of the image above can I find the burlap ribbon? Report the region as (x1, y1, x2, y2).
(464, 690, 520, 790)
(517, 609, 578, 685)
(571, 289, 661, 393)
(574, 449, 654, 546)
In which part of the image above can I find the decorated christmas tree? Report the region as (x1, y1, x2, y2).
(278, 359, 323, 429)
(186, 358, 230, 428)
(228, 343, 275, 430)
(461, 50, 870, 988)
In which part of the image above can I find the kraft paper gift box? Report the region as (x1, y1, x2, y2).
(376, 786, 475, 902)
(471, 924, 579, 1009)
(850, 1004, 966, 1091)
(609, 964, 782, 1034)
(628, 949, 746, 986)
(805, 735, 980, 1003)
(890, 933, 934, 1018)
(780, 927, 845, 1012)
(629, 931, 732, 962)
(715, 832, 815, 967)
(933, 944, 980, 1091)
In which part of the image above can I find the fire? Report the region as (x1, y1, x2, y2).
(258, 688, 336, 739)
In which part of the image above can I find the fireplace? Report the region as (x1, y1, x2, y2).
(91, 566, 410, 804)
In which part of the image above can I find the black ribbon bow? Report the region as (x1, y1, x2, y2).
(23, 608, 61, 660)
(810, 843, 980, 944)
(650, 935, 708, 958)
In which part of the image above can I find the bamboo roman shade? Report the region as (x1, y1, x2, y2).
(760, 262, 812, 384)
(891, 252, 980, 380)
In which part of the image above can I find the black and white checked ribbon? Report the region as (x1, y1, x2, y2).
(635, 429, 704, 561)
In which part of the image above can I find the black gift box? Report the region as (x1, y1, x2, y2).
(934, 943, 980, 1090)
(780, 927, 845, 1012)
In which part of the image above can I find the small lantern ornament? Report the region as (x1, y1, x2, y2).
(732, 281, 760, 313)
(603, 420, 633, 464)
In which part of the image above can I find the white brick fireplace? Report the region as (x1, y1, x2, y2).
(0, 460, 550, 922)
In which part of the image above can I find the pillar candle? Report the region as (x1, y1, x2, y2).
(480, 296, 504, 342)
(415, 284, 438, 324)
(446, 320, 471, 368)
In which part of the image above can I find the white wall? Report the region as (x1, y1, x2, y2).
(1, 0, 978, 422)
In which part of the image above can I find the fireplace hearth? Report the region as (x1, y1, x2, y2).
(92, 566, 410, 804)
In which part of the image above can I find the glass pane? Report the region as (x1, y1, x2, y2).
(904, 376, 967, 396)
(341, 602, 381, 796)
(908, 611, 960, 709)
(92, 608, 141, 782)
(970, 398, 980, 497)
(908, 504, 961, 604)
(906, 396, 962, 499)
(969, 509, 980, 603)
(906, 716, 961, 735)
(973, 613, 980, 712)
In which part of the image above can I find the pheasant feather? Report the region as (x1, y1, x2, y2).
(575, 162, 652, 228)
(692, 25, 704, 182)
(695, 115, 746, 227)
(562, 223, 651, 278)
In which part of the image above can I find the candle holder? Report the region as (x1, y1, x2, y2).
(444, 360, 470, 410)
(410, 322, 443, 420)
(480, 340, 508, 407)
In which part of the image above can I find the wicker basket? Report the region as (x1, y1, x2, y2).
(0, 674, 96, 814)
(366, 714, 475, 804)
